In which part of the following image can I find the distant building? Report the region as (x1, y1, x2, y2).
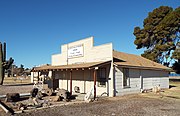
(31, 37, 170, 97)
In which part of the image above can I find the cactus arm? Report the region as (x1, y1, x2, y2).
(3, 42, 6, 62)
(0, 42, 3, 85)
(2, 43, 6, 84)
(0, 42, 14, 85)
(4, 58, 14, 69)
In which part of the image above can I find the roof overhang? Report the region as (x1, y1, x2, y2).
(32, 61, 111, 72)
(114, 62, 171, 72)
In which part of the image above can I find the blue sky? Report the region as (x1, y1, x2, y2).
(0, 0, 179, 68)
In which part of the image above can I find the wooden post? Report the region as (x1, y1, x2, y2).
(70, 71, 72, 95)
(37, 71, 39, 81)
(94, 69, 96, 100)
(0, 100, 14, 114)
(32, 71, 34, 83)
(140, 75, 143, 91)
(83, 69, 85, 93)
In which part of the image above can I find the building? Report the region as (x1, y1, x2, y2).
(31, 37, 169, 97)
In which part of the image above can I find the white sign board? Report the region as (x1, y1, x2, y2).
(68, 44, 84, 58)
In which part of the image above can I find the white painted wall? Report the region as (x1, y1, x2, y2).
(54, 65, 110, 96)
(108, 62, 114, 97)
(52, 37, 113, 65)
(30, 72, 40, 83)
(52, 54, 65, 66)
(31, 72, 34, 83)
(59, 79, 107, 96)
(51, 37, 113, 96)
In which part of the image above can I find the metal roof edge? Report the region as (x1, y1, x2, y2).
(114, 63, 171, 72)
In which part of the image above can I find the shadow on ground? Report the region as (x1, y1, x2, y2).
(169, 85, 177, 89)
(169, 78, 180, 82)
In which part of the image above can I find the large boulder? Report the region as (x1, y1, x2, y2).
(5, 93, 20, 102)
(56, 89, 70, 101)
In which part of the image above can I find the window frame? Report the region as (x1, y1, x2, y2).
(97, 68, 106, 87)
(123, 68, 130, 88)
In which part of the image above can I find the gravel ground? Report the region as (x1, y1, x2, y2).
(1, 81, 180, 116)
(2, 95, 178, 116)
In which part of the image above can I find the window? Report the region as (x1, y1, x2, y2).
(97, 68, 106, 87)
(123, 68, 130, 87)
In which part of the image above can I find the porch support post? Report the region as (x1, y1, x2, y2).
(140, 75, 143, 91)
(32, 72, 34, 83)
(94, 69, 97, 100)
(37, 71, 39, 81)
(70, 71, 72, 95)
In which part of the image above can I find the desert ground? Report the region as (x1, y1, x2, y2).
(0, 77, 180, 116)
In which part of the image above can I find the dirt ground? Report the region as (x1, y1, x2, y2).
(0, 77, 32, 95)
(11, 95, 180, 116)
(0, 78, 180, 116)
(0, 84, 33, 95)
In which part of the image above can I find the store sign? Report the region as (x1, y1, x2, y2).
(68, 44, 84, 58)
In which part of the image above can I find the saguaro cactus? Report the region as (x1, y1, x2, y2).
(0, 42, 14, 85)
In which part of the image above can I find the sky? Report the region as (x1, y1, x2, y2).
(0, 0, 179, 68)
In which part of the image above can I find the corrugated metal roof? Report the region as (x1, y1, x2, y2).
(113, 50, 170, 71)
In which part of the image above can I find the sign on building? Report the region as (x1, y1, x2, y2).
(68, 44, 84, 58)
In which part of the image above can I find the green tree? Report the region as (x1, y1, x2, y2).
(133, 6, 180, 73)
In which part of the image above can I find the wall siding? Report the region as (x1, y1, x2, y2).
(142, 70, 169, 89)
(160, 77, 169, 88)
(114, 67, 123, 96)
(115, 67, 169, 96)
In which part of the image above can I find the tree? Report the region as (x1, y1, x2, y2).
(10, 64, 25, 76)
(16, 64, 24, 76)
(133, 6, 180, 73)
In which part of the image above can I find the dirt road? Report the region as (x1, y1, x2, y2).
(0, 84, 33, 95)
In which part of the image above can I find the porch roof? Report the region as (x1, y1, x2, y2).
(32, 61, 110, 71)
(113, 50, 170, 71)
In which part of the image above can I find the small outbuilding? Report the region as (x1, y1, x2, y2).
(31, 37, 170, 97)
